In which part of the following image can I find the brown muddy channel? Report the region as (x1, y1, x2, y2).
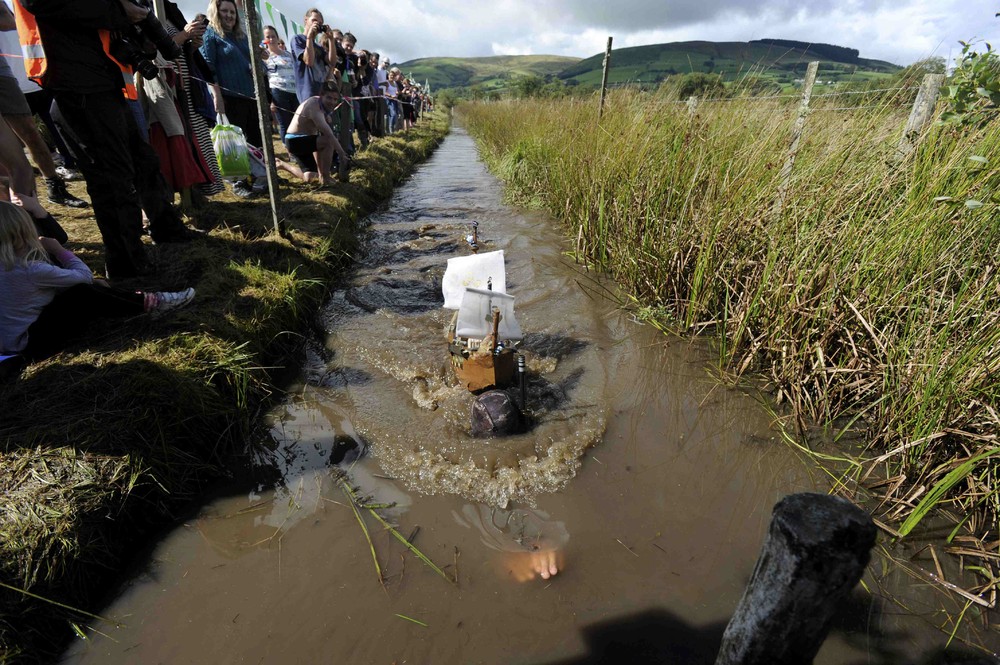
(63, 126, 1000, 664)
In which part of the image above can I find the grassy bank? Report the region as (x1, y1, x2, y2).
(0, 112, 449, 663)
(460, 93, 1000, 565)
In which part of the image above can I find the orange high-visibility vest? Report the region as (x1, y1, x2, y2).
(12, 0, 138, 100)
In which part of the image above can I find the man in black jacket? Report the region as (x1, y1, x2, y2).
(19, 0, 192, 279)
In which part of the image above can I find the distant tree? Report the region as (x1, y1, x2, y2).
(675, 72, 726, 99)
(731, 74, 781, 97)
(893, 56, 946, 86)
(436, 90, 459, 108)
(509, 74, 545, 98)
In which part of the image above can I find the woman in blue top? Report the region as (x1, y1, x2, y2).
(262, 25, 297, 142)
(199, 0, 261, 148)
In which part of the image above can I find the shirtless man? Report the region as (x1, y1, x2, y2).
(276, 82, 349, 185)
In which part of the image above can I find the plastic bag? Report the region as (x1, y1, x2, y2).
(211, 114, 250, 178)
(246, 143, 268, 180)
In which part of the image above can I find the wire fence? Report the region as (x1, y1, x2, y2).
(621, 84, 921, 109)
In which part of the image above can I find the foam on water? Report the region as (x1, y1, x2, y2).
(298, 127, 614, 506)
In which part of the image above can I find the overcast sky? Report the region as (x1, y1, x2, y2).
(176, 0, 998, 67)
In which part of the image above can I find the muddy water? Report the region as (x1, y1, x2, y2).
(63, 127, 999, 664)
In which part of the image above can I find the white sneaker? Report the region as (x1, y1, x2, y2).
(55, 166, 83, 181)
(150, 287, 195, 317)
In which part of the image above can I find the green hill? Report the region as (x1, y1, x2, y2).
(395, 55, 581, 91)
(558, 40, 900, 87)
(399, 41, 901, 96)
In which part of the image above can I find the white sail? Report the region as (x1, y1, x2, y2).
(456, 288, 523, 341)
(442, 250, 506, 309)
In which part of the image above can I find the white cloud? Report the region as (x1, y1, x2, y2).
(173, 0, 1000, 66)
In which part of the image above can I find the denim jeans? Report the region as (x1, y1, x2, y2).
(386, 98, 399, 133)
(270, 88, 298, 142)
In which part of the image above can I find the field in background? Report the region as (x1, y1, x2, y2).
(400, 40, 900, 97)
(557, 40, 898, 88)
(397, 54, 581, 92)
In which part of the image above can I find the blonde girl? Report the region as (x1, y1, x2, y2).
(0, 203, 194, 359)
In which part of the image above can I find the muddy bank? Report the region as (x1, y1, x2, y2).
(0, 114, 450, 663)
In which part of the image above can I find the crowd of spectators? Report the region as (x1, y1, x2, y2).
(0, 0, 432, 362)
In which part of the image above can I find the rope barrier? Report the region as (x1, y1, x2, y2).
(0, 52, 427, 121)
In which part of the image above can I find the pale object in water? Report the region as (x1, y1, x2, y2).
(456, 288, 523, 341)
(442, 250, 506, 309)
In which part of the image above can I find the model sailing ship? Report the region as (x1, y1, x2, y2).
(442, 246, 523, 394)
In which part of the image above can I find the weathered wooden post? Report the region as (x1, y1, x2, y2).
(686, 95, 699, 116)
(715, 493, 876, 665)
(598, 36, 613, 120)
(242, 0, 285, 237)
(772, 61, 818, 218)
(894, 73, 945, 161)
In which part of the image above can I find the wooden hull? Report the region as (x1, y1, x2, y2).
(450, 345, 516, 393)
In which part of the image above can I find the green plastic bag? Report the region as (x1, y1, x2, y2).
(211, 114, 250, 178)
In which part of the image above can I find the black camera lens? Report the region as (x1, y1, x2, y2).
(135, 59, 159, 80)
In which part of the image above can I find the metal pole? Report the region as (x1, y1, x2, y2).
(518, 354, 527, 411)
(598, 36, 612, 120)
(242, 0, 285, 237)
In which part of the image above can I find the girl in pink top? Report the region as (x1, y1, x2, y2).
(0, 202, 195, 359)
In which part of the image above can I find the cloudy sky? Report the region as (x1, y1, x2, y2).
(176, 0, 998, 67)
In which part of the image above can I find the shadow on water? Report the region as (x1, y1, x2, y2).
(520, 331, 590, 360)
(547, 593, 999, 665)
(344, 277, 442, 313)
(545, 609, 727, 665)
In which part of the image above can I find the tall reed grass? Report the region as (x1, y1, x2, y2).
(461, 89, 1000, 545)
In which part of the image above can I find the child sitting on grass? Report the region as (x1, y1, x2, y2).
(0, 202, 195, 360)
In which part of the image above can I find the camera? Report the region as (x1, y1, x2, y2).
(107, 38, 158, 80)
(111, 0, 183, 81)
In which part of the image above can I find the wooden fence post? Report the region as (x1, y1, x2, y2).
(687, 95, 699, 116)
(894, 73, 945, 161)
(772, 61, 819, 218)
(715, 493, 876, 665)
(598, 36, 613, 120)
(243, 0, 285, 237)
